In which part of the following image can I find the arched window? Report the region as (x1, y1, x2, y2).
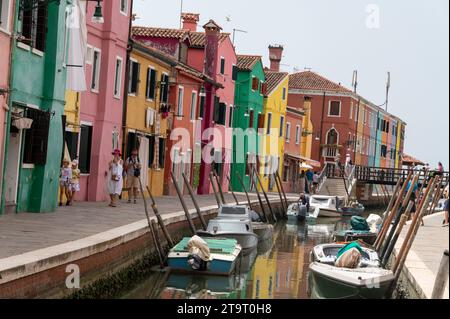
(326, 128, 339, 145)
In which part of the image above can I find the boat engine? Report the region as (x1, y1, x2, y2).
(187, 235, 211, 271)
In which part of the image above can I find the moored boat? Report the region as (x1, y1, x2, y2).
(308, 262, 394, 299)
(311, 243, 380, 268)
(167, 237, 242, 276)
(310, 195, 345, 217)
(333, 230, 377, 245)
(287, 202, 307, 221)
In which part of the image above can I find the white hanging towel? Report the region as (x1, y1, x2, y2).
(66, 0, 87, 91)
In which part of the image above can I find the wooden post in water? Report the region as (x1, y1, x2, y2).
(213, 169, 226, 204)
(274, 173, 287, 218)
(245, 166, 269, 223)
(392, 177, 437, 275)
(226, 175, 240, 205)
(137, 177, 165, 268)
(276, 170, 289, 209)
(170, 172, 196, 235)
(181, 173, 207, 230)
(375, 172, 413, 250)
(145, 186, 174, 248)
(251, 164, 277, 223)
(209, 172, 222, 208)
(431, 250, 449, 299)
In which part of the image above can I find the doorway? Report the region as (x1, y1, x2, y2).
(5, 124, 22, 210)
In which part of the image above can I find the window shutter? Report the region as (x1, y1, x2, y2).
(218, 102, 227, 125)
(232, 65, 238, 81)
(149, 69, 156, 99)
(159, 138, 165, 168)
(257, 113, 265, 130)
(261, 82, 268, 95)
(252, 77, 259, 91)
(148, 136, 155, 168)
(31, 111, 50, 165)
(213, 96, 220, 123)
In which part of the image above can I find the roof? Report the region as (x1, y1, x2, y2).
(181, 13, 200, 22)
(401, 154, 425, 166)
(189, 32, 230, 48)
(289, 71, 352, 93)
(236, 55, 262, 71)
(132, 26, 189, 40)
(264, 70, 289, 95)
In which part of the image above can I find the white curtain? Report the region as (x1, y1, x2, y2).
(66, 0, 87, 91)
(138, 136, 149, 190)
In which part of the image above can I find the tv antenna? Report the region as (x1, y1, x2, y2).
(352, 70, 358, 93)
(232, 28, 248, 46)
(385, 72, 391, 112)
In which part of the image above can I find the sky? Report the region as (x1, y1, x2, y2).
(133, 0, 449, 169)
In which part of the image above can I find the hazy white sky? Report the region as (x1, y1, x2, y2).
(133, 0, 449, 169)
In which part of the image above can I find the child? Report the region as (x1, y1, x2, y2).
(59, 159, 72, 206)
(69, 159, 81, 205)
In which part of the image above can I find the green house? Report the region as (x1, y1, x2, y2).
(1, 0, 70, 214)
(230, 55, 266, 192)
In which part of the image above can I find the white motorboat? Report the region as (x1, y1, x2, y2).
(310, 243, 380, 268)
(310, 195, 346, 217)
(287, 202, 308, 220)
(197, 218, 259, 252)
(215, 204, 273, 243)
(309, 262, 394, 299)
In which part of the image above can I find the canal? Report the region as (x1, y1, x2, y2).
(119, 211, 382, 299)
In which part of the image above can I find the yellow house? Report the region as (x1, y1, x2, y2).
(300, 97, 313, 159)
(259, 70, 289, 191)
(125, 41, 172, 196)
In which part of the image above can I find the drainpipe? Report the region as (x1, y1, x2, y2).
(319, 91, 325, 163)
(121, 0, 134, 155)
(1, 1, 17, 213)
(353, 97, 360, 163)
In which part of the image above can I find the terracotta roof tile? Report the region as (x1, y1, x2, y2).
(181, 13, 200, 22)
(264, 70, 289, 95)
(289, 71, 352, 93)
(401, 154, 425, 166)
(132, 26, 189, 40)
(236, 55, 262, 71)
(189, 32, 230, 48)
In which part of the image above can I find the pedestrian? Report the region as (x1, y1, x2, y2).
(299, 170, 306, 194)
(68, 159, 80, 205)
(124, 149, 142, 204)
(306, 169, 314, 194)
(312, 171, 319, 194)
(405, 179, 419, 215)
(334, 154, 342, 177)
(107, 149, 124, 207)
(443, 185, 449, 227)
(299, 193, 310, 212)
(59, 159, 72, 206)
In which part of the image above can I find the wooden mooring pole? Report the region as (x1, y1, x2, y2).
(145, 186, 174, 248)
(170, 172, 196, 235)
(251, 164, 277, 223)
(431, 249, 449, 299)
(244, 167, 269, 223)
(181, 173, 207, 230)
(209, 172, 222, 208)
(276, 170, 289, 209)
(274, 173, 287, 218)
(226, 175, 240, 205)
(213, 169, 227, 205)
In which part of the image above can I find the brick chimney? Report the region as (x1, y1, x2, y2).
(181, 13, 200, 31)
(203, 20, 222, 80)
(268, 45, 284, 72)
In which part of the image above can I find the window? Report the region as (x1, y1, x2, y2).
(282, 87, 287, 100)
(91, 49, 101, 91)
(113, 57, 123, 98)
(295, 125, 301, 144)
(350, 102, 353, 120)
(159, 73, 169, 103)
(146, 67, 157, 100)
(266, 113, 272, 135)
(65, 131, 79, 161)
(176, 86, 184, 117)
(159, 138, 165, 168)
(386, 121, 390, 133)
(79, 124, 93, 173)
(190, 91, 197, 120)
(220, 57, 225, 75)
(18, 1, 47, 52)
(232, 65, 238, 81)
(128, 60, 140, 95)
(1, 0, 11, 31)
(213, 98, 226, 125)
(329, 101, 341, 117)
(23, 108, 50, 165)
(283, 164, 289, 182)
(213, 149, 223, 177)
(286, 122, 291, 142)
(248, 110, 254, 128)
(363, 109, 367, 124)
(279, 116, 284, 137)
(120, 0, 128, 14)
(251, 77, 259, 91)
(198, 94, 205, 119)
(381, 145, 387, 158)
(257, 113, 265, 131)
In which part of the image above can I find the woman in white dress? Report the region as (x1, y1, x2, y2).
(108, 149, 124, 207)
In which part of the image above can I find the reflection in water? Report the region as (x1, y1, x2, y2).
(120, 214, 377, 299)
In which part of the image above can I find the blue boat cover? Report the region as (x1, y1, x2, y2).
(336, 242, 363, 259)
(350, 216, 370, 231)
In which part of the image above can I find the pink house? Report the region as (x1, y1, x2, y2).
(75, 0, 132, 201)
(0, 0, 14, 210)
(182, 14, 237, 195)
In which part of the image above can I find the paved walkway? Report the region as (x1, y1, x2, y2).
(0, 192, 289, 259)
(394, 212, 449, 299)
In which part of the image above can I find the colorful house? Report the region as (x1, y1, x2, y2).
(0, 0, 14, 213)
(1, 0, 70, 213)
(182, 13, 236, 195)
(258, 46, 289, 192)
(123, 41, 172, 196)
(63, 0, 132, 202)
(230, 55, 266, 192)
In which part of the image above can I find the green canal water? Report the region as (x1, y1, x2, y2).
(120, 211, 383, 299)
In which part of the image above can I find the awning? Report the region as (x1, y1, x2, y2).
(285, 153, 321, 168)
(401, 153, 425, 166)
